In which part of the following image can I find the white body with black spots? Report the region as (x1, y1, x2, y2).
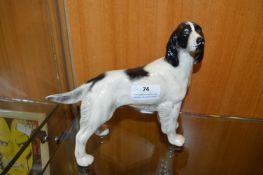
(46, 21, 205, 166)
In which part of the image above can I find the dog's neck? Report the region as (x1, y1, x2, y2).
(177, 49, 194, 77)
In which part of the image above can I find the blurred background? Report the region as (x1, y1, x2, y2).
(1, 0, 263, 174)
(1, 0, 263, 118)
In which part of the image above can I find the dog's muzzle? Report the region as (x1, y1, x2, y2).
(196, 37, 205, 46)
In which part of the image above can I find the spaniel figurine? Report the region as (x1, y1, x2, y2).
(46, 21, 205, 166)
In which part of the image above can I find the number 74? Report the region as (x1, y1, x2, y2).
(143, 87, 149, 91)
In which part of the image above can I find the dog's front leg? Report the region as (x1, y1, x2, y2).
(157, 102, 185, 147)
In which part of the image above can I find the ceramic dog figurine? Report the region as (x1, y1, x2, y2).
(46, 21, 205, 166)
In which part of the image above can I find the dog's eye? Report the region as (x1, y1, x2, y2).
(184, 29, 190, 34)
(194, 25, 202, 33)
(195, 28, 201, 33)
(183, 29, 190, 37)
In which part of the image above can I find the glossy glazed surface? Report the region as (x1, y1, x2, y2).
(47, 107, 263, 175)
(47, 21, 205, 166)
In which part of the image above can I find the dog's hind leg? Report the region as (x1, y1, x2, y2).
(75, 96, 116, 166)
(75, 98, 102, 166)
(157, 102, 185, 147)
(95, 124, 110, 137)
(75, 125, 96, 167)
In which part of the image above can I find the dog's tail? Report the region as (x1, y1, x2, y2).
(46, 84, 88, 104)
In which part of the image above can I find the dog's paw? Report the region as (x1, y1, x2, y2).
(76, 154, 94, 167)
(168, 134, 185, 147)
(95, 128, 110, 137)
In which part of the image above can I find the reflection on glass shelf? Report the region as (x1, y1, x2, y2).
(0, 97, 57, 175)
(44, 106, 263, 175)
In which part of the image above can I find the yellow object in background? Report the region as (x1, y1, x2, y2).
(0, 117, 33, 175)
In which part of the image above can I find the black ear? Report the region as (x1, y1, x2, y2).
(165, 32, 179, 67)
(194, 45, 204, 64)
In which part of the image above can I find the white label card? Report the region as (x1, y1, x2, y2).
(131, 85, 160, 100)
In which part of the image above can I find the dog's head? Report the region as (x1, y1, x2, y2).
(165, 21, 205, 66)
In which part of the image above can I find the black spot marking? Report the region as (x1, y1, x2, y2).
(86, 73, 106, 89)
(125, 66, 149, 80)
(176, 23, 192, 49)
(193, 23, 204, 37)
(165, 29, 180, 67)
(165, 22, 193, 67)
(165, 43, 179, 67)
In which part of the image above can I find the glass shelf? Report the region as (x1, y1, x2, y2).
(43, 106, 263, 175)
(0, 98, 57, 175)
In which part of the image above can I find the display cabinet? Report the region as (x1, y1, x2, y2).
(0, 98, 69, 175)
(43, 106, 263, 175)
(1, 98, 262, 175)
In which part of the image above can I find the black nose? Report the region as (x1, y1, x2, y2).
(197, 37, 205, 45)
